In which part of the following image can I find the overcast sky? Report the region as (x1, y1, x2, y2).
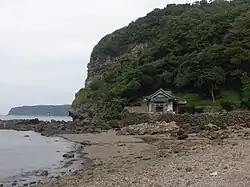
(0, 0, 195, 114)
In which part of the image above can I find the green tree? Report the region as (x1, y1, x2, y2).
(241, 73, 250, 108)
(72, 0, 250, 120)
(195, 66, 226, 102)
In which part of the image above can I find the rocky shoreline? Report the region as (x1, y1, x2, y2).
(3, 111, 250, 137)
(3, 111, 250, 186)
(0, 125, 91, 187)
(39, 127, 250, 187)
(0, 118, 107, 137)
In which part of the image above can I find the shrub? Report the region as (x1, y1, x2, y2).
(178, 105, 195, 114)
(220, 101, 234, 111)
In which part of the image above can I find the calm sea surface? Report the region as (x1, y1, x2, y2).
(0, 115, 76, 185)
(0, 115, 72, 121)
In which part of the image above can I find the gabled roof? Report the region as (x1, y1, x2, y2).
(145, 88, 175, 101)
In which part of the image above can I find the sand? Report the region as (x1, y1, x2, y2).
(40, 130, 250, 187)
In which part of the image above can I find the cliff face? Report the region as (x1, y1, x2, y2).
(85, 43, 146, 86)
(71, 0, 250, 120)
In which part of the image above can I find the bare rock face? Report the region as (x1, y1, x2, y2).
(85, 44, 146, 86)
(68, 105, 94, 121)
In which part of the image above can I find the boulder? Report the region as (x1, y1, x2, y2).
(62, 152, 75, 158)
(35, 170, 49, 176)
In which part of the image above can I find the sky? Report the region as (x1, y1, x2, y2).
(0, 0, 195, 114)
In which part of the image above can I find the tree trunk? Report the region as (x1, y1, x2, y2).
(210, 86, 215, 103)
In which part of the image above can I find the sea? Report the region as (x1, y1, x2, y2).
(0, 115, 72, 122)
(0, 115, 78, 186)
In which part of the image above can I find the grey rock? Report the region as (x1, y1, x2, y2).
(35, 170, 49, 176)
(80, 140, 92, 146)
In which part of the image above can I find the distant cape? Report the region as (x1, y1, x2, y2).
(8, 105, 70, 116)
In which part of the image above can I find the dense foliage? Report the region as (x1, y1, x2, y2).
(73, 0, 250, 120)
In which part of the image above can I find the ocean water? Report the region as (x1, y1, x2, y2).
(0, 115, 78, 186)
(0, 115, 72, 121)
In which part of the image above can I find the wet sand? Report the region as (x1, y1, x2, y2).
(39, 130, 250, 187)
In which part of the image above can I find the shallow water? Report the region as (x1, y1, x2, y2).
(0, 130, 80, 185)
(0, 115, 72, 121)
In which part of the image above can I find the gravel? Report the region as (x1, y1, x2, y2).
(39, 130, 250, 187)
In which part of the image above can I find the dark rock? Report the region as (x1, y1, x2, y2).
(177, 134, 188, 140)
(221, 132, 230, 139)
(176, 166, 182, 170)
(244, 132, 250, 137)
(62, 152, 75, 158)
(209, 132, 220, 140)
(29, 181, 37, 185)
(185, 166, 192, 172)
(177, 129, 185, 136)
(186, 181, 192, 186)
(189, 126, 200, 133)
(142, 156, 151, 160)
(108, 120, 120, 128)
(232, 142, 238, 146)
(172, 145, 184, 153)
(29, 118, 40, 124)
(24, 135, 30, 137)
(64, 160, 74, 167)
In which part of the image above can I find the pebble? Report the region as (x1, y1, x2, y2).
(142, 156, 151, 160)
(185, 167, 192, 172)
(210, 171, 218, 176)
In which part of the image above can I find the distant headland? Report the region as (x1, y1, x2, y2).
(8, 105, 70, 116)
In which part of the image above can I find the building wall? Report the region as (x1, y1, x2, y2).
(125, 101, 174, 114)
(149, 102, 173, 113)
(167, 101, 173, 111)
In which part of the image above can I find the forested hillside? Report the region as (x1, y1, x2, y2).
(72, 0, 250, 120)
(8, 105, 70, 116)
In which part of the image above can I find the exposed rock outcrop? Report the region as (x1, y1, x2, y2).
(117, 111, 250, 137)
(0, 118, 110, 136)
(117, 121, 179, 135)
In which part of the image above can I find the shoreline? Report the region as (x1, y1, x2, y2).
(3, 113, 250, 186)
(0, 129, 87, 187)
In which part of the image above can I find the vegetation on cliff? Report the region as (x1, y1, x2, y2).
(73, 0, 250, 120)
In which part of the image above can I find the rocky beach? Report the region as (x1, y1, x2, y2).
(39, 127, 250, 187)
(2, 111, 250, 186)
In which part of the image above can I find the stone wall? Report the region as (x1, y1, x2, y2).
(120, 111, 250, 133)
(124, 105, 149, 113)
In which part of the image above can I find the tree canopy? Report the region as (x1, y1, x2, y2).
(73, 0, 250, 120)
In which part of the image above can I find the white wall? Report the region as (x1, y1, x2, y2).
(167, 101, 173, 111)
